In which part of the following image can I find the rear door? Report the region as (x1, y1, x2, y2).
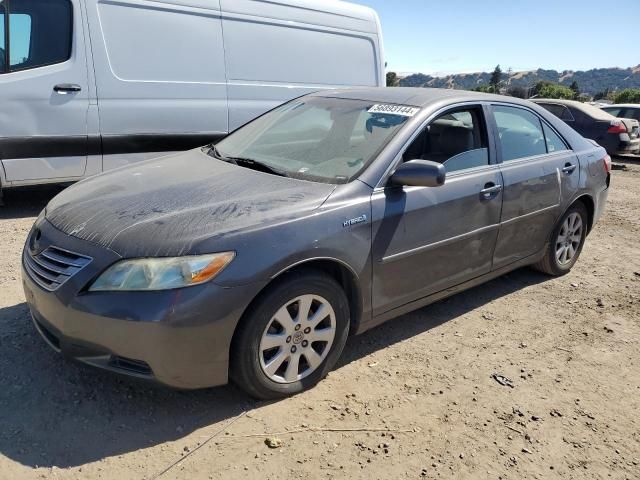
(490, 104, 580, 269)
(0, 0, 89, 183)
(371, 105, 503, 316)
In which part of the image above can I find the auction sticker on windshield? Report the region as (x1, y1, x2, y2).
(368, 104, 421, 117)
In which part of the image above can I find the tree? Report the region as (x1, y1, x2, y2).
(506, 86, 527, 99)
(473, 84, 494, 93)
(386, 72, 399, 87)
(489, 65, 503, 93)
(614, 89, 640, 104)
(569, 80, 580, 98)
(537, 83, 576, 100)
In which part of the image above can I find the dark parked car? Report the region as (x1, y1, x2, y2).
(23, 88, 610, 399)
(533, 99, 640, 155)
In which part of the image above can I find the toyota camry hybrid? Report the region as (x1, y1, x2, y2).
(22, 88, 610, 399)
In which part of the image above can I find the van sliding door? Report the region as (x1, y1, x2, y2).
(84, 0, 228, 169)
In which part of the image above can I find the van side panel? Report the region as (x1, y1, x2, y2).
(85, 0, 228, 169)
(220, 0, 383, 130)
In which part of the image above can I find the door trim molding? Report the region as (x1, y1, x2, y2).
(499, 203, 559, 226)
(0, 133, 225, 159)
(380, 223, 499, 264)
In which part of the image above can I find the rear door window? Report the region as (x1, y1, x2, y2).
(0, 0, 72, 73)
(492, 106, 547, 161)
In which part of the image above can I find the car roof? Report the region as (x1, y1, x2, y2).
(310, 87, 533, 108)
(602, 104, 640, 109)
(532, 98, 614, 120)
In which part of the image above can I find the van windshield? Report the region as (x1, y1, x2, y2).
(213, 97, 417, 184)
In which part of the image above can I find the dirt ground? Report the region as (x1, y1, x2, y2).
(0, 159, 638, 480)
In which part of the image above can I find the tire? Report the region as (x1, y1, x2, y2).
(230, 270, 350, 400)
(533, 201, 588, 276)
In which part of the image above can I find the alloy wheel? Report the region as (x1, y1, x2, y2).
(555, 212, 583, 266)
(259, 294, 336, 384)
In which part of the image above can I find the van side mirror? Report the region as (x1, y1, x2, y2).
(390, 160, 446, 188)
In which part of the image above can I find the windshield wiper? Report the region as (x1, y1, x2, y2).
(204, 145, 288, 177)
(226, 156, 289, 177)
(204, 144, 236, 164)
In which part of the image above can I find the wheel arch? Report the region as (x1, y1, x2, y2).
(572, 194, 595, 234)
(230, 258, 363, 352)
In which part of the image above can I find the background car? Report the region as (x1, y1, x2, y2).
(22, 88, 611, 399)
(533, 99, 640, 155)
(601, 104, 640, 126)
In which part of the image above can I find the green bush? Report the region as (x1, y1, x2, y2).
(537, 83, 576, 100)
(614, 89, 640, 104)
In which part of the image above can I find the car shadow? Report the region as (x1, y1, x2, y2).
(338, 267, 548, 366)
(612, 154, 640, 166)
(0, 185, 66, 220)
(0, 268, 548, 469)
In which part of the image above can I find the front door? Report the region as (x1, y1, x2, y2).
(0, 0, 89, 183)
(371, 105, 503, 316)
(489, 104, 581, 268)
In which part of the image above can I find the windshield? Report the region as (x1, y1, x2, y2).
(213, 97, 417, 184)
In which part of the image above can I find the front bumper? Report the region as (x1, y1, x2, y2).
(22, 219, 264, 389)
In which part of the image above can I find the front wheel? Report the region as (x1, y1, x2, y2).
(533, 202, 588, 276)
(230, 271, 350, 400)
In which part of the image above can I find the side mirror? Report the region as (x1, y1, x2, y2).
(390, 160, 446, 188)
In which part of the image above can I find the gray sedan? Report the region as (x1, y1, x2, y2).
(22, 88, 610, 399)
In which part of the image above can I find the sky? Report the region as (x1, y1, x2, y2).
(352, 0, 638, 75)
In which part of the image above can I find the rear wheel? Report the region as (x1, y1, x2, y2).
(230, 271, 350, 399)
(533, 202, 588, 276)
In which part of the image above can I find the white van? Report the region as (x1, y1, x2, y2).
(0, 0, 384, 190)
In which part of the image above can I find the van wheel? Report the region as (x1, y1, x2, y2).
(230, 271, 350, 400)
(533, 202, 588, 276)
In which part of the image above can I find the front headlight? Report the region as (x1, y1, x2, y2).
(89, 252, 235, 292)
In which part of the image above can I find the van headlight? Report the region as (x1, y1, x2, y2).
(89, 252, 235, 292)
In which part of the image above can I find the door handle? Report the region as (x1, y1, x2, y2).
(53, 84, 82, 94)
(480, 183, 503, 199)
(562, 163, 577, 174)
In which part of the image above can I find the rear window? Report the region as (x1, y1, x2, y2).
(602, 107, 622, 117)
(539, 103, 575, 122)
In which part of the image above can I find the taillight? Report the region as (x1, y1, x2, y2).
(603, 154, 611, 174)
(608, 120, 627, 134)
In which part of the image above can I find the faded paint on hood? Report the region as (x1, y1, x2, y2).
(45, 149, 336, 257)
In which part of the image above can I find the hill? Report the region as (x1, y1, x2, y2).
(398, 66, 640, 95)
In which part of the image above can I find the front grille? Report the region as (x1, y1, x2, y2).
(24, 246, 92, 291)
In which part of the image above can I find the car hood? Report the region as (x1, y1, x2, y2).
(45, 149, 336, 257)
